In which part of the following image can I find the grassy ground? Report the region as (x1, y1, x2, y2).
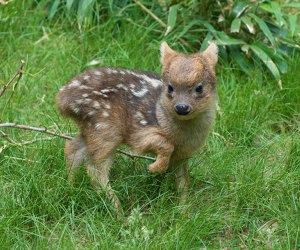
(1, 2, 300, 249)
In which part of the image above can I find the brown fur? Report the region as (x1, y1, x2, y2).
(56, 42, 218, 209)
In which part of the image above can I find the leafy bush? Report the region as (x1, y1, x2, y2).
(42, 0, 300, 86)
(167, 0, 300, 88)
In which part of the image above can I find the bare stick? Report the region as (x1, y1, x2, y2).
(133, 1, 194, 51)
(0, 130, 17, 144)
(0, 123, 155, 161)
(0, 60, 25, 98)
(0, 123, 72, 140)
(134, 0, 166, 28)
(116, 149, 155, 161)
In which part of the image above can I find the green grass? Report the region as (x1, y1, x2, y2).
(1, 2, 300, 249)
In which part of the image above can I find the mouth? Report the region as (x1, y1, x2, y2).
(173, 110, 194, 120)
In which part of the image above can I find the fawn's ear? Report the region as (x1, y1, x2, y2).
(202, 42, 218, 69)
(160, 42, 175, 64)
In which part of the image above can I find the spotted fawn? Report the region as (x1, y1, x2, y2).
(57, 42, 218, 210)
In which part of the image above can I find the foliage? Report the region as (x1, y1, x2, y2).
(169, 0, 300, 88)
(42, 0, 300, 87)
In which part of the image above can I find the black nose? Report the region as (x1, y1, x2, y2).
(174, 104, 191, 115)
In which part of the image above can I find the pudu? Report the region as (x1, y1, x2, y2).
(57, 42, 218, 209)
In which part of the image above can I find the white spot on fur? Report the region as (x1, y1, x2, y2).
(102, 111, 109, 117)
(116, 83, 128, 91)
(69, 80, 81, 88)
(82, 93, 89, 98)
(83, 98, 92, 104)
(75, 99, 84, 104)
(128, 71, 162, 88)
(79, 85, 93, 90)
(104, 103, 111, 109)
(141, 75, 162, 88)
(120, 70, 125, 75)
(70, 103, 80, 114)
(93, 101, 100, 109)
(129, 84, 135, 89)
(94, 71, 102, 76)
(131, 87, 148, 97)
(73, 107, 80, 114)
(93, 91, 102, 96)
(83, 75, 90, 80)
(59, 86, 66, 92)
(88, 110, 96, 116)
(134, 111, 144, 119)
(101, 89, 110, 94)
(116, 83, 124, 88)
(140, 120, 148, 125)
(106, 68, 113, 74)
(95, 123, 109, 130)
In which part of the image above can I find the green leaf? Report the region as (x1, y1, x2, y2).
(288, 14, 298, 37)
(166, 4, 179, 35)
(230, 1, 248, 19)
(250, 44, 280, 81)
(254, 42, 288, 74)
(284, 2, 300, 8)
(249, 13, 275, 46)
(200, 20, 217, 33)
(48, 0, 61, 20)
(200, 32, 213, 52)
(230, 18, 241, 33)
(176, 20, 201, 39)
(259, 3, 273, 13)
(66, 0, 75, 11)
(270, 2, 285, 26)
(229, 46, 252, 75)
(265, 21, 289, 36)
(215, 32, 245, 45)
(241, 16, 255, 34)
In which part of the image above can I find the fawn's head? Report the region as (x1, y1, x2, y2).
(160, 42, 218, 120)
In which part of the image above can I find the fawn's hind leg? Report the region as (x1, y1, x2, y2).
(85, 131, 123, 212)
(65, 135, 87, 182)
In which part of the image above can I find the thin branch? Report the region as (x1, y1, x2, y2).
(0, 123, 72, 140)
(134, 0, 166, 28)
(133, 0, 194, 51)
(116, 149, 155, 161)
(0, 60, 25, 98)
(0, 123, 155, 161)
(0, 130, 17, 144)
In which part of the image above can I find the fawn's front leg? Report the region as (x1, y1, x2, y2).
(173, 159, 190, 205)
(147, 135, 174, 174)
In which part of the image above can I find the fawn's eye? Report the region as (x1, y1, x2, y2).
(168, 84, 174, 93)
(195, 85, 203, 93)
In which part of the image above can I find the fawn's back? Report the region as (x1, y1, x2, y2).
(57, 68, 163, 136)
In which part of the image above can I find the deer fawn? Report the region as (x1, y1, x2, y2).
(57, 42, 218, 211)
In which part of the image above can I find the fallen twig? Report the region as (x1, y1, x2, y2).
(0, 123, 155, 161)
(0, 60, 25, 98)
(0, 130, 17, 144)
(0, 123, 72, 140)
(117, 149, 155, 161)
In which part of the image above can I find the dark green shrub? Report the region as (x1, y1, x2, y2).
(42, 0, 300, 86)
